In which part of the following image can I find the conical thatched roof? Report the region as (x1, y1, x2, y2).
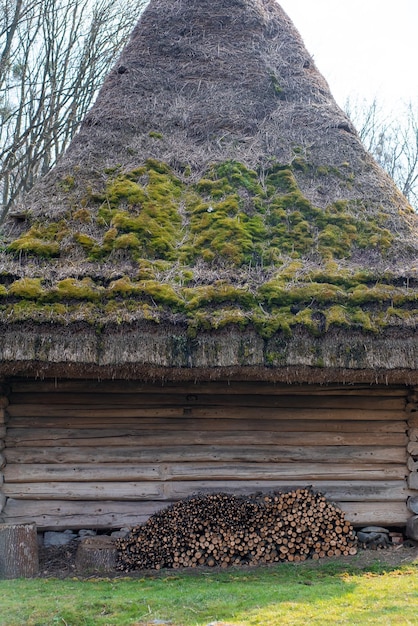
(0, 0, 417, 383)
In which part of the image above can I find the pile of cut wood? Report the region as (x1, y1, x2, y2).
(117, 489, 357, 571)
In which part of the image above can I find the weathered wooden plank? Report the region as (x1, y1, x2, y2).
(1, 497, 410, 530)
(8, 392, 406, 411)
(7, 416, 407, 433)
(1, 499, 166, 529)
(4, 445, 407, 465)
(1, 479, 411, 502)
(2, 482, 165, 500)
(166, 480, 411, 502)
(340, 501, 409, 526)
(10, 380, 409, 396)
(4, 459, 408, 483)
(6, 429, 408, 447)
(6, 405, 406, 421)
(5, 464, 162, 482)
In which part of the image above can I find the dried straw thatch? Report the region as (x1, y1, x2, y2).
(0, 0, 417, 383)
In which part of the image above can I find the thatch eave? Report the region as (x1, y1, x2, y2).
(0, 322, 416, 385)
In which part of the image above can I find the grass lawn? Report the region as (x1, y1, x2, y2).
(1, 560, 418, 626)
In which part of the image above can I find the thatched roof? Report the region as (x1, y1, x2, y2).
(0, 0, 417, 383)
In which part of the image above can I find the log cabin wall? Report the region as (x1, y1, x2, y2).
(0, 383, 6, 517)
(407, 388, 418, 490)
(0, 379, 415, 530)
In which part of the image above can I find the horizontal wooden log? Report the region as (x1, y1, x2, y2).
(10, 380, 409, 397)
(6, 405, 406, 421)
(1, 479, 411, 503)
(4, 460, 408, 483)
(7, 416, 407, 433)
(0, 426, 5, 438)
(2, 482, 165, 500)
(340, 501, 409, 526)
(8, 392, 406, 411)
(0, 409, 6, 424)
(166, 480, 411, 502)
(0, 440, 5, 451)
(1, 499, 167, 529)
(1, 497, 410, 529)
(4, 444, 406, 465)
(6, 428, 407, 447)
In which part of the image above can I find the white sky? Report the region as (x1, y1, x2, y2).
(279, 0, 418, 112)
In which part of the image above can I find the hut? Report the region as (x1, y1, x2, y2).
(0, 0, 417, 533)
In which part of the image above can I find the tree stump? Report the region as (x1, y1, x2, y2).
(0, 523, 39, 579)
(75, 536, 118, 575)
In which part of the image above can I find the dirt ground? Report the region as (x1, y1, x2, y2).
(37, 541, 418, 579)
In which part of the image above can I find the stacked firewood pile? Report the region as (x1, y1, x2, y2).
(117, 489, 357, 571)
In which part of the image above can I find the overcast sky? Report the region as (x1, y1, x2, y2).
(279, 0, 418, 112)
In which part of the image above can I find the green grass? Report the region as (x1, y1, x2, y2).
(1, 561, 418, 625)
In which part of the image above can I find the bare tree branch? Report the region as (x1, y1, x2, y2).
(0, 0, 148, 221)
(345, 97, 418, 211)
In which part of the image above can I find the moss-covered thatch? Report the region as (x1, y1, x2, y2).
(0, 0, 417, 382)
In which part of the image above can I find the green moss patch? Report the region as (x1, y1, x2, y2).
(3, 157, 415, 338)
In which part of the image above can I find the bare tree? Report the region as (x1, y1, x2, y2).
(345, 98, 418, 211)
(0, 0, 148, 222)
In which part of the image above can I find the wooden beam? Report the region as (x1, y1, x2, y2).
(1, 497, 410, 530)
(3, 462, 406, 488)
(340, 501, 409, 526)
(10, 380, 410, 396)
(8, 392, 406, 411)
(2, 480, 412, 503)
(7, 417, 407, 433)
(4, 444, 407, 465)
(1, 498, 167, 530)
(166, 480, 411, 502)
(6, 404, 406, 421)
(5, 429, 407, 447)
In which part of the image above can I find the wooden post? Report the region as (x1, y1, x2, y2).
(0, 523, 39, 579)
